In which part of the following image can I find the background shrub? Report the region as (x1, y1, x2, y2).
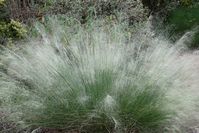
(166, 3, 199, 48)
(0, 20, 27, 45)
(180, 0, 193, 6)
(4, 0, 149, 24)
(0, 0, 27, 45)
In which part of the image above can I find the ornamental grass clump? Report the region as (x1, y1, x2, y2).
(0, 20, 199, 133)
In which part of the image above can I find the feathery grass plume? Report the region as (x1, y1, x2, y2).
(0, 18, 199, 133)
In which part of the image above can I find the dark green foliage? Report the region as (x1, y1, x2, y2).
(168, 6, 199, 32)
(0, 0, 9, 21)
(180, 0, 193, 7)
(166, 3, 199, 48)
(141, 0, 167, 12)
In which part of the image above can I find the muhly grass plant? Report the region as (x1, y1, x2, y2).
(0, 19, 199, 133)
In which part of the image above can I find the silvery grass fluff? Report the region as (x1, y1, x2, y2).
(0, 18, 199, 133)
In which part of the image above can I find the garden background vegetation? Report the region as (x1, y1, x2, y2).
(0, 0, 199, 48)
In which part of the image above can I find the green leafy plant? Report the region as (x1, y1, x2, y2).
(0, 20, 27, 45)
(8, 20, 27, 38)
